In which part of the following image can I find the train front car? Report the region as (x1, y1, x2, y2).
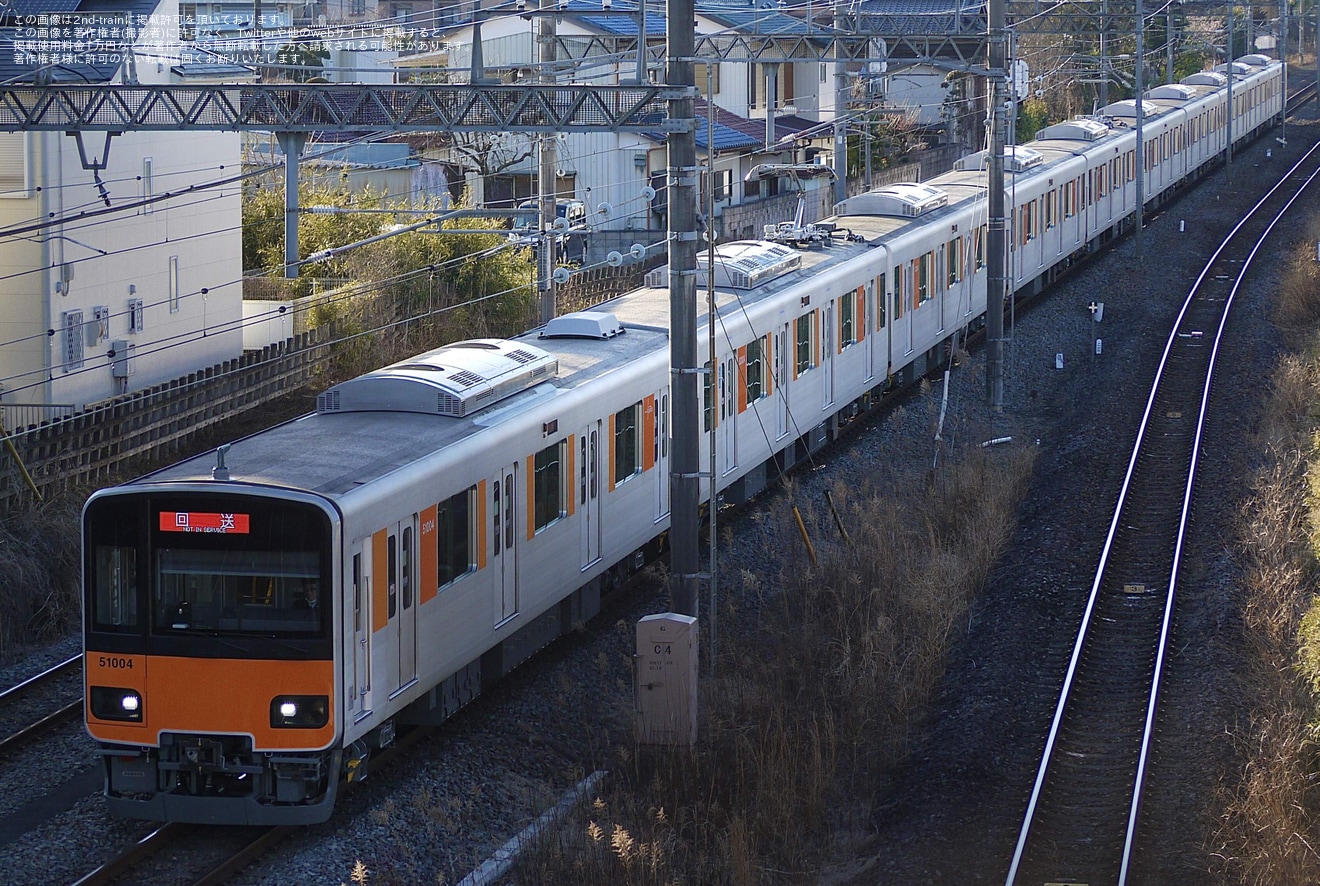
(83, 486, 341, 825)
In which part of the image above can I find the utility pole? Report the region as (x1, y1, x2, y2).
(278, 132, 306, 279)
(1167, 5, 1175, 83)
(537, 0, 559, 325)
(987, 0, 1006, 410)
(667, 0, 700, 618)
(834, 0, 849, 204)
(1227, 1, 1234, 180)
(1100, 0, 1110, 108)
(1135, 0, 1144, 260)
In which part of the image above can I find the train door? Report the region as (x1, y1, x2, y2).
(351, 540, 372, 722)
(902, 265, 914, 356)
(864, 281, 875, 382)
(396, 517, 417, 690)
(822, 299, 835, 409)
(775, 326, 789, 439)
(492, 465, 518, 625)
(580, 422, 602, 569)
(719, 356, 736, 476)
(655, 392, 670, 520)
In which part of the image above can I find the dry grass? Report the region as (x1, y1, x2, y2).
(1208, 217, 1320, 884)
(0, 492, 84, 660)
(520, 426, 1036, 883)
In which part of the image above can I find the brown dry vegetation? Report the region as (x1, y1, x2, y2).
(0, 494, 84, 657)
(1209, 218, 1320, 883)
(518, 425, 1036, 883)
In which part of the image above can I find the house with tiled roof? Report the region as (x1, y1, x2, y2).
(392, 0, 831, 255)
(0, 0, 250, 420)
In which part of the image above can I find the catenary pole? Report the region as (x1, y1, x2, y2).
(538, 0, 558, 325)
(667, 0, 700, 618)
(1135, 0, 1144, 260)
(987, 0, 1006, 410)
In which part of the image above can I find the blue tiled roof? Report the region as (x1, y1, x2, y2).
(695, 2, 823, 36)
(853, 0, 985, 36)
(645, 97, 809, 153)
(565, 0, 666, 36)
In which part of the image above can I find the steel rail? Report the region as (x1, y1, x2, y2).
(1005, 131, 1320, 886)
(0, 654, 81, 704)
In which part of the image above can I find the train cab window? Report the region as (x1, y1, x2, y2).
(155, 549, 322, 634)
(533, 441, 566, 532)
(93, 545, 140, 629)
(795, 313, 814, 374)
(614, 403, 642, 485)
(436, 488, 474, 588)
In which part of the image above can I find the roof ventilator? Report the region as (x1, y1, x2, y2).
(696, 240, 803, 290)
(540, 311, 625, 340)
(316, 339, 558, 417)
(835, 182, 949, 218)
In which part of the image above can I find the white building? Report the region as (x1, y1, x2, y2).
(0, 0, 248, 418)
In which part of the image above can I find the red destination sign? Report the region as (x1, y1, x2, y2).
(159, 512, 250, 534)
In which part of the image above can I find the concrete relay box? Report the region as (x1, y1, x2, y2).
(634, 613, 698, 746)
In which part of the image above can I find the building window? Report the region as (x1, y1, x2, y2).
(92, 306, 110, 343)
(795, 312, 813, 374)
(695, 62, 720, 96)
(533, 441, 565, 532)
(168, 256, 180, 313)
(435, 487, 474, 589)
(142, 157, 153, 213)
(128, 298, 144, 333)
(614, 403, 641, 485)
(62, 310, 84, 371)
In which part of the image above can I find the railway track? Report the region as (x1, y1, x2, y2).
(1004, 121, 1320, 884)
(65, 724, 431, 885)
(0, 654, 83, 756)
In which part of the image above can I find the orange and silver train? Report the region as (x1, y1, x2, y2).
(84, 55, 1282, 825)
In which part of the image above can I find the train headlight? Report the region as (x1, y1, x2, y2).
(270, 695, 329, 729)
(90, 686, 144, 723)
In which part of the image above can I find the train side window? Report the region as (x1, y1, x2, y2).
(580, 436, 588, 503)
(492, 480, 501, 552)
(975, 225, 987, 269)
(839, 293, 856, 348)
(503, 477, 513, 550)
(533, 440, 566, 532)
(945, 238, 961, 285)
(614, 402, 642, 484)
(402, 527, 412, 610)
(876, 274, 886, 329)
(744, 337, 766, 401)
(387, 534, 397, 618)
(353, 553, 361, 632)
(702, 363, 714, 431)
(436, 487, 474, 588)
(795, 313, 813, 374)
(94, 545, 139, 629)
